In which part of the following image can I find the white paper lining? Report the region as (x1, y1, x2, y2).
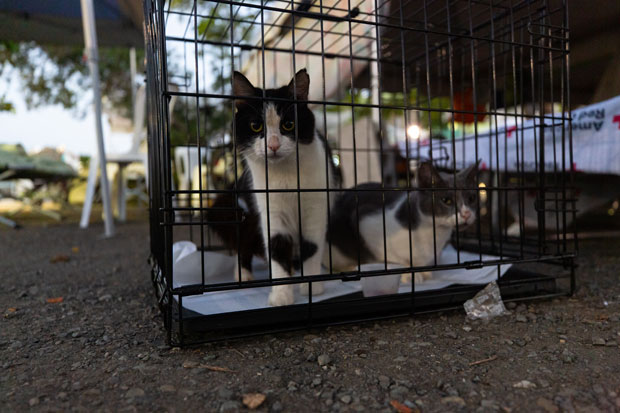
(172, 241, 512, 315)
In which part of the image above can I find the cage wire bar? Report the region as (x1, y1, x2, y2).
(145, 0, 576, 346)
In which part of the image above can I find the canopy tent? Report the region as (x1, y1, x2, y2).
(0, 0, 142, 47)
(0, 0, 145, 236)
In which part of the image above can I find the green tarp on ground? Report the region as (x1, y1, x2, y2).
(0, 144, 76, 179)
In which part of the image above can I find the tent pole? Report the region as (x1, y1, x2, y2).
(130, 47, 137, 117)
(79, 153, 98, 229)
(79, 0, 114, 237)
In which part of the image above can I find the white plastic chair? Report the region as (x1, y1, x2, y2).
(173, 146, 211, 213)
(105, 83, 148, 221)
(82, 83, 177, 223)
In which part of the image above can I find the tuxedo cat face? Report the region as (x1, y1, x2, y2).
(416, 162, 480, 228)
(232, 69, 315, 163)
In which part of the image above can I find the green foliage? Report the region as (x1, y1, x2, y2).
(98, 48, 146, 118)
(169, 97, 232, 148)
(79, 155, 91, 171)
(0, 40, 144, 116)
(328, 88, 452, 132)
(0, 97, 14, 112)
(166, 1, 259, 146)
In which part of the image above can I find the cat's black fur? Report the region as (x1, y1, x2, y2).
(233, 70, 316, 152)
(206, 173, 264, 276)
(326, 182, 414, 264)
(327, 162, 479, 265)
(207, 174, 319, 275)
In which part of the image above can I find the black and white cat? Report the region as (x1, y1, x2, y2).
(232, 69, 340, 306)
(207, 177, 264, 280)
(326, 162, 479, 282)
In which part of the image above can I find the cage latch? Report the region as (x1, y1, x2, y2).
(159, 208, 175, 226)
(340, 272, 361, 282)
(464, 261, 484, 270)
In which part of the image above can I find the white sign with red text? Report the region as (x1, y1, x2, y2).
(400, 95, 620, 175)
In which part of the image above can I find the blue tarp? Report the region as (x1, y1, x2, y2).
(0, 0, 143, 47)
(0, 0, 122, 19)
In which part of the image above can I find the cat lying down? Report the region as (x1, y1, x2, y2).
(208, 161, 481, 300)
(326, 161, 480, 283)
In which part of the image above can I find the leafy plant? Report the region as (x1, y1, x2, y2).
(165, 1, 260, 146)
(328, 88, 452, 132)
(0, 40, 143, 117)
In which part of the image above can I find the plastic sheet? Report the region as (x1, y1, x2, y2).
(463, 281, 507, 320)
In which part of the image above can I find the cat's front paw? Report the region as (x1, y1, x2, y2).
(414, 271, 433, 283)
(268, 286, 295, 306)
(240, 267, 254, 282)
(401, 272, 433, 284)
(234, 261, 254, 282)
(506, 222, 521, 237)
(299, 281, 324, 296)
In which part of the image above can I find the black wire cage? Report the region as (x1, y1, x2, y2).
(144, 0, 576, 345)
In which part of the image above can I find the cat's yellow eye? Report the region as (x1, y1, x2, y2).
(282, 120, 295, 131)
(441, 197, 453, 205)
(250, 122, 263, 133)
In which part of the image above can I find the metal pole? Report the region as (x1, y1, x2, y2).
(79, 153, 98, 228)
(0, 215, 18, 229)
(80, 0, 114, 237)
(130, 47, 137, 120)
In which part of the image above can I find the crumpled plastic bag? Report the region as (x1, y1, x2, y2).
(463, 281, 507, 319)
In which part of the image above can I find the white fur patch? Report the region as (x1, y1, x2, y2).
(250, 103, 296, 160)
(458, 205, 476, 226)
(265, 104, 280, 137)
(328, 196, 456, 272)
(244, 132, 334, 305)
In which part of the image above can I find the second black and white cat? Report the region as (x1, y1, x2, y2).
(326, 162, 480, 282)
(212, 156, 479, 296)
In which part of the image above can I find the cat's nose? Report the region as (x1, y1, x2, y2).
(460, 210, 471, 221)
(267, 136, 280, 153)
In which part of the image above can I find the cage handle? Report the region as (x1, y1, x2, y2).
(527, 22, 568, 41)
(292, 6, 360, 23)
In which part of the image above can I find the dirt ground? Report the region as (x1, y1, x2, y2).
(1, 218, 620, 412)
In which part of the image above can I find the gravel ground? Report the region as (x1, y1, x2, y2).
(1, 221, 620, 412)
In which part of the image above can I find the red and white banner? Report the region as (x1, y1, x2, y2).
(401, 95, 620, 175)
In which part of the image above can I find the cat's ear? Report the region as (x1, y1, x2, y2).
(287, 69, 310, 101)
(232, 71, 256, 107)
(417, 161, 445, 188)
(460, 159, 481, 184)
